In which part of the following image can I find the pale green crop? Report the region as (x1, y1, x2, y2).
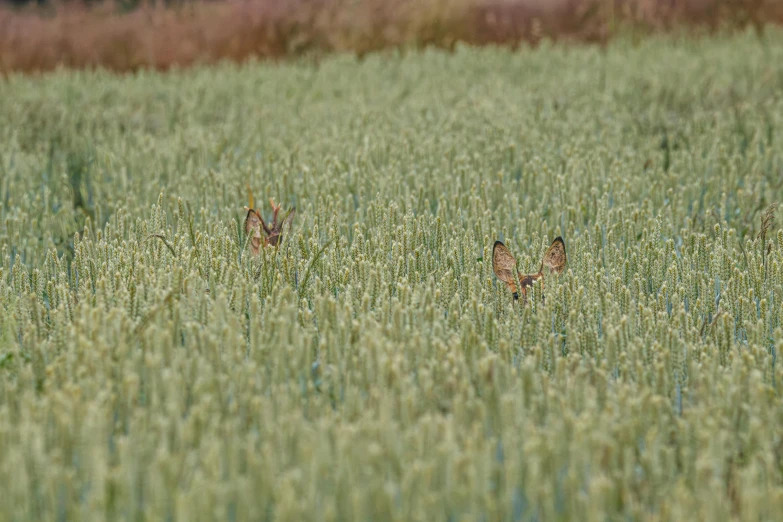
(1, 30, 783, 522)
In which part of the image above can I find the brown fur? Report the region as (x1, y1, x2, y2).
(492, 237, 567, 303)
(244, 197, 296, 256)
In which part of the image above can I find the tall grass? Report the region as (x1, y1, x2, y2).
(2, 29, 783, 521)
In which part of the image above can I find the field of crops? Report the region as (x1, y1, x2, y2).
(2, 29, 783, 521)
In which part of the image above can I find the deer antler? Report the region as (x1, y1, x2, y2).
(269, 198, 281, 217)
(257, 198, 281, 236)
(264, 198, 295, 247)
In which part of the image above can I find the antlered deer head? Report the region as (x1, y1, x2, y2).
(244, 187, 295, 256)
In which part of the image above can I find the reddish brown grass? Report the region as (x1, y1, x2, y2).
(1, 0, 781, 74)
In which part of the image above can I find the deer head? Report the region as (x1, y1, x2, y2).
(492, 237, 566, 303)
(244, 188, 295, 256)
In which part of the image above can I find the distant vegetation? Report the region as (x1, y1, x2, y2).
(1, 0, 782, 73)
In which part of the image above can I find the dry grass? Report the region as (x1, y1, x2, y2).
(1, 0, 782, 74)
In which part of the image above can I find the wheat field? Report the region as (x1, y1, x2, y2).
(1, 30, 783, 521)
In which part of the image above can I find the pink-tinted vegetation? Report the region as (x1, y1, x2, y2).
(1, 0, 781, 74)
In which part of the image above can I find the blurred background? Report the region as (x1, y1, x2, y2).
(1, 0, 782, 74)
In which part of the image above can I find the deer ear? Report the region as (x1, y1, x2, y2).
(541, 236, 566, 274)
(492, 240, 518, 296)
(244, 209, 261, 235)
